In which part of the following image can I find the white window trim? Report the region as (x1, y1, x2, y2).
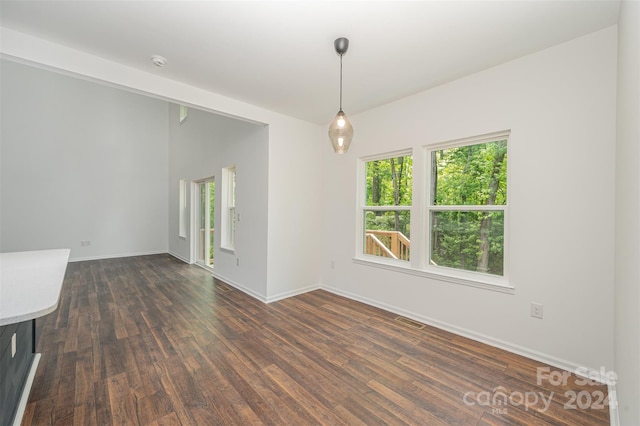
(179, 105, 188, 124)
(178, 179, 187, 239)
(353, 131, 512, 294)
(352, 257, 514, 294)
(425, 130, 511, 288)
(220, 165, 236, 252)
(189, 181, 198, 264)
(355, 149, 413, 266)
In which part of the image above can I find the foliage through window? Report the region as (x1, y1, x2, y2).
(429, 135, 508, 276)
(363, 153, 412, 261)
(179, 105, 188, 123)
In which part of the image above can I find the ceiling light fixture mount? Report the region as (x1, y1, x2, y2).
(328, 37, 354, 154)
(151, 54, 167, 67)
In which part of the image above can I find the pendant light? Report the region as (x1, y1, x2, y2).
(328, 37, 354, 154)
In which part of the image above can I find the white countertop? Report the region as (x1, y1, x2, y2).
(0, 249, 70, 326)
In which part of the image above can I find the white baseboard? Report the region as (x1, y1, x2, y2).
(69, 250, 167, 262)
(168, 251, 191, 264)
(205, 277, 619, 426)
(265, 284, 321, 304)
(324, 281, 619, 424)
(608, 383, 620, 426)
(321, 285, 617, 386)
(210, 271, 268, 302)
(208, 272, 319, 305)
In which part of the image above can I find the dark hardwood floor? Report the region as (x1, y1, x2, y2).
(22, 254, 610, 425)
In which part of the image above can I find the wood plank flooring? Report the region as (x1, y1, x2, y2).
(22, 254, 611, 425)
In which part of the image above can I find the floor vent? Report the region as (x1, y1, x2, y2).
(394, 316, 425, 330)
(216, 285, 232, 293)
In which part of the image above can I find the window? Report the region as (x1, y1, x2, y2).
(221, 166, 236, 250)
(179, 179, 187, 238)
(361, 152, 412, 262)
(179, 105, 188, 123)
(428, 132, 508, 277)
(355, 131, 510, 291)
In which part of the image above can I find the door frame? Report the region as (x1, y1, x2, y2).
(191, 177, 215, 269)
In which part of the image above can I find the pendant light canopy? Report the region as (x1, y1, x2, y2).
(328, 37, 354, 154)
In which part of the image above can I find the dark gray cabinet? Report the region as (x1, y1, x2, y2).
(0, 320, 35, 426)
(0, 249, 70, 425)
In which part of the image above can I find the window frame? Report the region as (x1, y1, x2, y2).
(221, 165, 236, 251)
(179, 105, 188, 124)
(425, 130, 511, 288)
(353, 132, 513, 294)
(178, 179, 187, 239)
(356, 149, 413, 266)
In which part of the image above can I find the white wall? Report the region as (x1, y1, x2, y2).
(0, 29, 325, 301)
(615, 1, 640, 424)
(0, 60, 169, 260)
(168, 104, 269, 299)
(265, 120, 325, 301)
(322, 27, 618, 374)
(1, 21, 628, 394)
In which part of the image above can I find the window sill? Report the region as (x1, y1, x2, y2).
(352, 257, 514, 294)
(220, 246, 235, 254)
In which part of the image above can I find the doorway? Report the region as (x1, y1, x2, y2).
(195, 178, 215, 269)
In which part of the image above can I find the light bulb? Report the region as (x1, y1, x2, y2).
(338, 137, 344, 147)
(337, 117, 345, 127)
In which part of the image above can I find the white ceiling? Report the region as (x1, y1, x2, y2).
(0, 0, 621, 125)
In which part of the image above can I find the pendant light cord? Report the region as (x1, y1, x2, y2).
(339, 54, 343, 111)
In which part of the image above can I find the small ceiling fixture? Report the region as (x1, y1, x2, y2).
(328, 37, 353, 154)
(151, 54, 167, 67)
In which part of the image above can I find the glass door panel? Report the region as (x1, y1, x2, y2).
(196, 179, 215, 269)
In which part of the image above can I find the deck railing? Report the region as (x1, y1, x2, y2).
(365, 230, 410, 260)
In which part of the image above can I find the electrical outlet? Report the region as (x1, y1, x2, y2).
(11, 333, 16, 358)
(81, 240, 91, 247)
(531, 303, 544, 319)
